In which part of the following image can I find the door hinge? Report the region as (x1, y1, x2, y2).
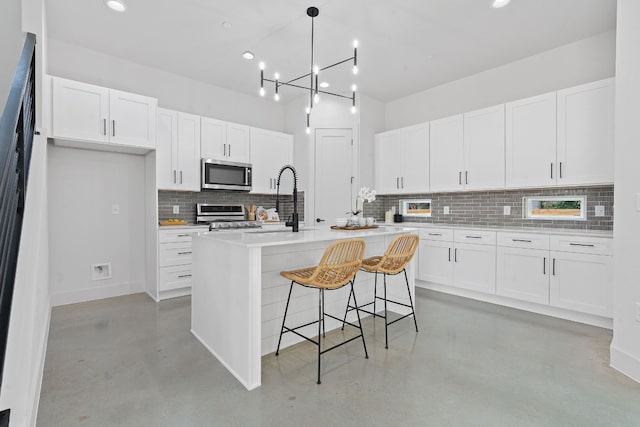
(351, 176, 354, 184)
(351, 139, 354, 146)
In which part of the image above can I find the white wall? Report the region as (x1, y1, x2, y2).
(611, 0, 640, 383)
(0, 0, 24, 108)
(48, 146, 146, 306)
(386, 30, 616, 130)
(47, 39, 284, 132)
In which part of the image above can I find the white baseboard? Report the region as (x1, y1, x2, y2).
(610, 345, 640, 384)
(50, 281, 144, 306)
(30, 302, 52, 427)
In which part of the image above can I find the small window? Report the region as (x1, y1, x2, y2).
(523, 196, 587, 220)
(400, 199, 432, 218)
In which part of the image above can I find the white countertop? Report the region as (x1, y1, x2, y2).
(380, 221, 612, 238)
(195, 226, 418, 248)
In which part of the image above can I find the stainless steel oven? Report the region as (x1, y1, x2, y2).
(201, 158, 252, 191)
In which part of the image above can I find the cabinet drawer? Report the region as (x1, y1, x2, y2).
(497, 232, 549, 250)
(159, 229, 199, 243)
(159, 265, 193, 292)
(159, 242, 193, 267)
(550, 235, 612, 255)
(454, 229, 496, 245)
(419, 228, 453, 242)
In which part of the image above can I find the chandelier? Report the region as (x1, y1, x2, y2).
(258, 6, 359, 134)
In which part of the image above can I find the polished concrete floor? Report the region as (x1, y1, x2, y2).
(37, 289, 640, 426)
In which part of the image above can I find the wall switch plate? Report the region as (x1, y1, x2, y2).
(173, 205, 180, 214)
(636, 303, 640, 322)
(91, 263, 112, 281)
(595, 205, 605, 217)
(111, 204, 119, 215)
(443, 206, 450, 215)
(503, 206, 511, 215)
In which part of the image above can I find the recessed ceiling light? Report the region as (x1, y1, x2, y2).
(319, 82, 329, 88)
(242, 51, 255, 60)
(492, 0, 511, 8)
(222, 22, 232, 29)
(104, 0, 126, 12)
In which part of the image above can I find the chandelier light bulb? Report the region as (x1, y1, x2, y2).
(352, 65, 358, 75)
(353, 40, 359, 48)
(274, 72, 280, 80)
(492, 0, 511, 8)
(274, 93, 280, 101)
(306, 127, 311, 135)
(351, 84, 357, 92)
(259, 87, 265, 97)
(351, 106, 357, 114)
(313, 65, 320, 75)
(259, 62, 265, 70)
(305, 106, 311, 114)
(313, 93, 320, 104)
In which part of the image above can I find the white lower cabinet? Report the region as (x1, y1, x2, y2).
(453, 243, 496, 293)
(418, 241, 453, 285)
(157, 228, 207, 299)
(496, 247, 550, 304)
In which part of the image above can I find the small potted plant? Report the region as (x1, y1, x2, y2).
(347, 187, 376, 226)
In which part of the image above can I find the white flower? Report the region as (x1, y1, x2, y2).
(357, 187, 376, 203)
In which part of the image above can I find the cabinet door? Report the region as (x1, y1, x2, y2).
(505, 92, 557, 188)
(226, 123, 251, 163)
(496, 247, 549, 304)
(556, 78, 614, 185)
(176, 112, 201, 191)
(453, 243, 496, 294)
(549, 251, 612, 317)
(374, 130, 402, 194)
(464, 105, 505, 190)
(51, 77, 110, 143)
(201, 117, 226, 161)
(156, 108, 178, 190)
(250, 128, 293, 194)
(109, 89, 157, 148)
(401, 123, 429, 193)
(417, 241, 453, 285)
(430, 114, 464, 192)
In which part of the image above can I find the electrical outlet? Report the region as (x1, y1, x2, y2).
(595, 205, 605, 217)
(503, 206, 511, 215)
(91, 263, 112, 281)
(443, 206, 450, 215)
(173, 205, 180, 214)
(111, 204, 120, 215)
(636, 303, 640, 322)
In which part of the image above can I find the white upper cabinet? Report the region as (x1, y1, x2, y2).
(250, 128, 294, 194)
(156, 108, 201, 191)
(200, 119, 251, 163)
(374, 124, 429, 194)
(463, 105, 505, 190)
(556, 78, 615, 185)
(430, 114, 464, 192)
(51, 76, 157, 150)
(505, 91, 557, 188)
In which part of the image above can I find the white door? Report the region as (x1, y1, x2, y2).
(505, 92, 557, 188)
(315, 129, 353, 224)
(52, 77, 110, 143)
(201, 117, 226, 161)
(401, 123, 430, 193)
(109, 89, 157, 149)
(156, 108, 178, 190)
(176, 112, 201, 191)
(417, 241, 453, 285)
(226, 123, 251, 163)
(496, 247, 549, 304)
(556, 78, 615, 185)
(549, 251, 612, 317)
(453, 243, 496, 293)
(464, 104, 505, 190)
(430, 114, 464, 192)
(374, 130, 402, 194)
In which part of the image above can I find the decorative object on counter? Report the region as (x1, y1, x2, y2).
(335, 218, 348, 227)
(366, 217, 377, 226)
(245, 205, 257, 221)
(348, 187, 376, 226)
(330, 225, 379, 231)
(393, 213, 404, 223)
(256, 6, 359, 135)
(159, 218, 188, 226)
(400, 199, 432, 218)
(266, 208, 280, 221)
(255, 206, 268, 221)
(385, 206, 396, 224)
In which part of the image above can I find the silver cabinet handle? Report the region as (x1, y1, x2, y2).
(229, 144, 231, 157)
(552, 258, 556, 276)
(173, 170, 177, 184)
(559, 162, 563, 178)
(448, 247, 451, 262)
(177, 234, 189, 237)
(459, 171, 462, 185)
(465, 171, 468, 185)
(550, 162, 554, 179)
(396, 177, 399, 189)
(180, 170, 183, 184)
(177, 251, 192, 255)
(223, 144, 226, 156)
(428, 233, 442, 236)
(512, 238, 532, 243)
(465, 235, 482, 239)
(401, 177, 404, 189)
(269, 178, 272, 189)
(454, 248, 458, 262)
(178, 274, 192, 279)
(543, 257, 546, 275)
(112, 120, 115, 137)
(569, 243, 595, 247)
(103, 119, 107, 135)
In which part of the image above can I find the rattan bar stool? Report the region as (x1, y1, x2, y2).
(275, 238, 368, 384)
(343, 233, 419, 349)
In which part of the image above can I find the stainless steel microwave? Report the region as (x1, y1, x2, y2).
(201, 158, 252, 191)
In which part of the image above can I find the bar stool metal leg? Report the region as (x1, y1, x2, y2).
(317, 289, 323, 384)
(349, 279, 369, 359)
(404, 269, 418, 332)
(383, 273, 389, 349)
(276, 281, 294, 356)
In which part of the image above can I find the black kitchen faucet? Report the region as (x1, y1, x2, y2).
(275, 165, 299, 232)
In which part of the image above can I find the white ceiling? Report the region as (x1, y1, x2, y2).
(45, 0, 616, 103)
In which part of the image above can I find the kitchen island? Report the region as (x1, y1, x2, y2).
(191, 226, 418, 390)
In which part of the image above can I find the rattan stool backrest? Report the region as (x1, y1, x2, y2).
(308, 238, 366, 289)
(376, 233, 419, 275)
